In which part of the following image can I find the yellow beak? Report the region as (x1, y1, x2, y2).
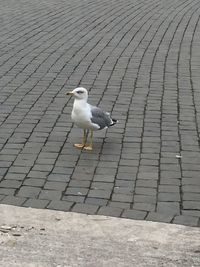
(66, 91, 74, 96)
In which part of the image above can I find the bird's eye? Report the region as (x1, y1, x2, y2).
(77, 90, 84, 94)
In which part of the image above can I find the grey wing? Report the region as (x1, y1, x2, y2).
(90, 106, 112, 130)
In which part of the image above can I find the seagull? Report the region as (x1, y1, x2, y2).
(66, 87, 117, 150)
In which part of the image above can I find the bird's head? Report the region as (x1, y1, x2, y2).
(66, 87, 88, 100)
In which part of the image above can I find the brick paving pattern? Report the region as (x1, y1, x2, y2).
(0, 0, 200, 227)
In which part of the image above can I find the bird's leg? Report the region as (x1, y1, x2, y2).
(84, 130, 93, 151)
(74, 129, 87, 149)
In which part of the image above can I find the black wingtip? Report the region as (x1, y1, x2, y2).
(110, 118, 118, 126)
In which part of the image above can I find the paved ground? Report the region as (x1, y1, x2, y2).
(0, 204, 200, 267)
(0, 0, 200, 227)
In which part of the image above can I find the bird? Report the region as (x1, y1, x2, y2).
(66, 87, 117, 150)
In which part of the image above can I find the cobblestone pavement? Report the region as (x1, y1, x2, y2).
(0, 0, 200, 227)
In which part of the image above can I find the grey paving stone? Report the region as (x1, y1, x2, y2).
(108, 201, 131, 209)
(158, 193, 180, 202)
(9, 166, 31, 174)
(158, 185, 180, 193)
(136, 180, 157, 188)
(182, 178, 200, 185)
(118, 166, 138, 174)
(160, 171, 181, 179)
(17, 186, 41, 198)
(182, 210, 200, 218)
(116, 173, 136, 181)
(47, 200, 74, 211)
(93, 175, 115, 182)
(146, 212, 173, 223)
(0, 180, 22, 188)
(115, 180, 135, 188)
(132, 203, 156, 212)
(183, 193, 200, 201)
(38, 152, 59, 159)
(135, 187, 157, 196)
(32, 164, 53, 172)
(0, 195, 5, 201)
(88, 189, 111, 199)
(71, 174, 93, 181)
(39, 190, 62, 200)
(35, 158, 56, 165)
(68, 180, 90, 188)
(0, 168, 8, 176)
(72, 203, 99, 215)
(183, 201, 200, 210)
(183, 171, 200, 179)
(47, 174, 70, 182)
(157, 202, 180, 215)
(112, 193, 132, 203)
(3, 173, 26, 181)
(114, 187, 133, 194)
(71, 166, 93, 175)
(134, 195, 157, 204)
(182, 185, 200, 193)
(160, 178, 181, 186)
(0, 161, 12, 168)
(0, 194, 26, 205)
(140, 159, 158, 166)
(0, 188, 16, 195)
(62, 195, 85, 203)
(137, 172, 159, 180)
(97, 206, 123, 217)
(28, 171, 49, 179)
(0, 149, 20, 155)
(173, 215, 199, 227)
(122, 209, 147, 220)
(23, 199, 50, 209)
(85, 198, 108, 206)
(91, 182, 114, 190)
(23, 178, 45, 187)
(44, 181, 67, 191)
(65, 187, 88, 196)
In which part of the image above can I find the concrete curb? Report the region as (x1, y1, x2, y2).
(0, 204, 199, 267)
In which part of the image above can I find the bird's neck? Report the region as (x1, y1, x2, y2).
(73, 98, 88, 108)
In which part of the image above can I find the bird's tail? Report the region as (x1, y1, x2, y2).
(110, 118, 118, 127)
